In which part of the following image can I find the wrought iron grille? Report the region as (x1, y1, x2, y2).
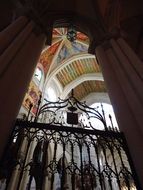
(0, 94, 141, 190)
(29, 92, 118, 132)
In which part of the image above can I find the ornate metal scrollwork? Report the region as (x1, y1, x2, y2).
(0, 93, 140, 190)
(27, 92, 118, 132)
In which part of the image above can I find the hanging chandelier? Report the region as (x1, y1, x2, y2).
(67, 24, 77, 42)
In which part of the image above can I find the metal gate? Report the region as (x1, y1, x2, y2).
(0, 94, 140, 190)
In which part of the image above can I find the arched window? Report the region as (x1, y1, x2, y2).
(45, 87, 57, 102)
(79, 102, 118, 130)
(35, 67, 42, 82)
(90, 103, 118, 130)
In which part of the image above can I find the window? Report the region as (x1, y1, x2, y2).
(90, 103, 118, 130)
(35, 67, 42, 82)
(45, 87, 57, 102)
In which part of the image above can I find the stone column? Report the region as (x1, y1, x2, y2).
(19, 138, 37, 190)
(95, 39, 143, 188)
(0, 16, 46, 158)
(43, 145, 52, 190)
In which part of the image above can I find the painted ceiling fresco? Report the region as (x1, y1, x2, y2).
(39, 40, 62, 75)
(39, 28, 89, 75)
(56, 58, 100, 87)
(71, 81, 106, 100)
(38, 27, 106, 100)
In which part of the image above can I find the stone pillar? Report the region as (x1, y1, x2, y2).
(19, 138, 37, 190)
(7, 137, 29, 190)
(0, 16, 46, 158)
(95, 39, 143, 188)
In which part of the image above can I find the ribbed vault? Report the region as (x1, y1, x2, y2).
(39, 27, 107, 101)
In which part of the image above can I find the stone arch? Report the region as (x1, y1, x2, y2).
(60, 73, 103, 99)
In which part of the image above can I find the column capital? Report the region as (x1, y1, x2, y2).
(88, 36, 111, 54)
(13, 1, 52, 45)
(89, 26, 123, 54)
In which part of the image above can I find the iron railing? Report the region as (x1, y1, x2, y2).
(0, 94, 141, 190)
(31, 92, 118, 131)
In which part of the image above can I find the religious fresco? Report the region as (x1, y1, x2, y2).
(23, 81, 41, 115)
(76, 32, 89, 44)
(55, 41, 88, 68)
(56, 44, 71, 64)
(72, 41, 88, 53)
(39, 40, 62, 74)
(39, 28, 89, 75)
(52, 29, 61, 36)
(53, 28, 66, 36)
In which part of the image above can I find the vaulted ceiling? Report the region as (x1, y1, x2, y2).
(1, 0, 143, 57)
(1, 0, 143, 100)
(72, 80, 106, 100)
(56, 57, 100, 88)
(38, 27, 106, 100)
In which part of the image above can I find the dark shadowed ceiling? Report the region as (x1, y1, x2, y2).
(1, 0, 143, 58)
(1, 0, 143, 100)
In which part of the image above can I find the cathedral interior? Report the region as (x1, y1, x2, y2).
(0, 0, 143, 189)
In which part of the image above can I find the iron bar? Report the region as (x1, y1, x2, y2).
(86, 143, 94, 190)
(50, 142, 57, 190)
(94, 143, 104, 190)
(16, 139, 31, 190)
(70, 141, 76, 190)
(15, 120, 122, 138)
(121, 133, 141, 189)
(79, 143, 84, 190)
(61, 141, 66, 189)
(0, 120, 140, 190)
(101, 144, 114, 190)
(0, 93, 141, 190)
